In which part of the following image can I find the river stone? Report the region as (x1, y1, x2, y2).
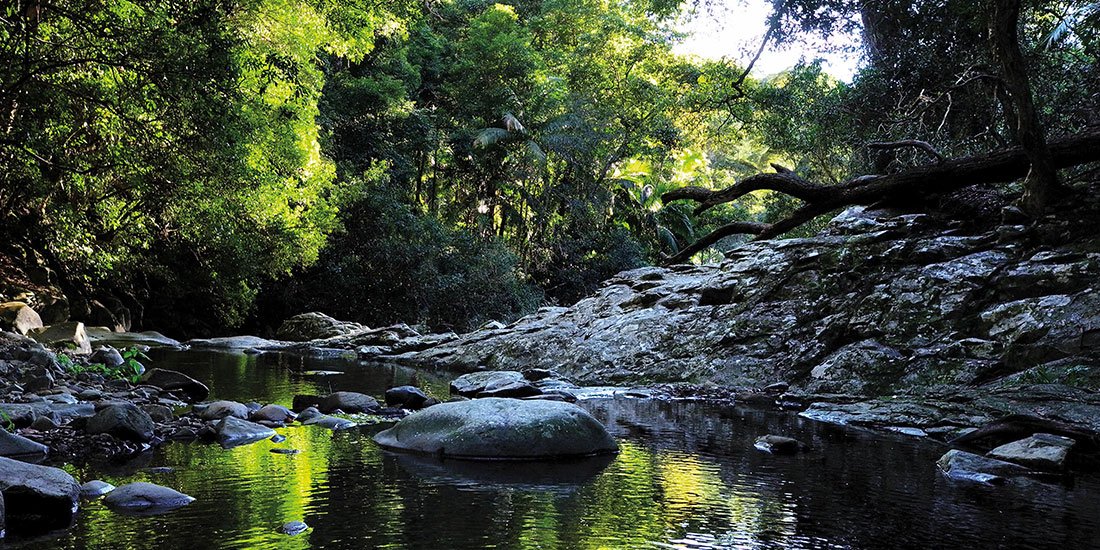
(86, 402, 155, 442)
(196, 400, 250, 421)
(102, 482, 194, 512)
(296, 406, 323, 422)
(250, 404, 295, 423)
(29, 414, 59, 431)
(279, 520, 310, 535)
(937, 449, 1032, 483)
(385, 386, 430, 409)
(449, 371, 524, 397)
(292, 395, 322, 412)
(302, 415, 355, 430)
(30, 322, 91, 354)
(89, 346, 125, 368)
(141, 404, 174, 423)
(319, 391, 379, 414)
(140, 368, 209, 402)
(987, 433, 1075, 471)
(186, 335, 288, 350)
(0, 302, 43, 336)
(0, 428, 49, 458)
(80, 480, 115, 499)
(478, 380, 542, 398)
(754, 435, 809, 454)
(373, 398, 619, 459)
(215, 416, 277, 447)
(0, 456, 80, 530)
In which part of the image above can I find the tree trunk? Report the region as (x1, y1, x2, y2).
(989, 0, 1062, 215)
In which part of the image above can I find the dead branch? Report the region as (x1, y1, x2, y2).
(662, 126, 1100, 264)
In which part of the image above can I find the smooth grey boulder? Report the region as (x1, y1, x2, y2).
(85, 328, 181, 348)
(754, 435, 809, 454)
(385, 386, 430, 409)
(373, 398, 619, 459)
(449, 371, 524, 397)
(141, 368, 209, 402)
(30, 321, 91, 354)
(301, 415, 355, 430)
(0, 456, 80, 530)
(0, 428, 48, 458)
(319, 391, 379, 414)
(988, 433, 1075, 471)
(102, 482, 194, 512)
(215, 416, 277, 447)
(937, 449, 1032, 484)
(186, 335, 289, 350)
(250, 404, 296, 423)
(478, 380, 542, 398)
(195, 400, 250, 421)
(80, 480, 115, 499)
(0, 302, 43, 336)
(86, 402, 155, 442)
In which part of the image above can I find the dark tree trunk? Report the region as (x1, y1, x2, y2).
(989, 0, 1062, 215)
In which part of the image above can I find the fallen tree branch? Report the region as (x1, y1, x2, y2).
(662, 127, 1100, 264)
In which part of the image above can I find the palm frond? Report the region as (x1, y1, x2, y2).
(473, 128, 511, 149)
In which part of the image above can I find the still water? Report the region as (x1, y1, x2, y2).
(9, 350, 1100, 549)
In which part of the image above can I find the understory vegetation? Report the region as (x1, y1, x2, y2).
(1, 0, 1097, 335)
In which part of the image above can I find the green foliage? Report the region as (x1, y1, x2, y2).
(60, 347, 149, 383)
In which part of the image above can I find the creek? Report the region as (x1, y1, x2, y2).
(12, 349, 1100, 549)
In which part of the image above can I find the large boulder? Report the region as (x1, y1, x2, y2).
(215, 416, 277, 447)
(0, 456, 81, 531)
(987, 433, 1075, 471)
(29, 321, 91, 354)
(0, 428, 49, 459)
(140, 368, 209, 402)
(319, 391, 379, 414)
(0, 302, 43, 336)
(373, 398, 619, 459)
(185, 335, 289, 351)
(102, 482, 193, 513)
(86, 402, 155, 442)
(276, 312, 364, 341)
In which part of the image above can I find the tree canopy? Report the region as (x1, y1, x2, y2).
(1, 0, 1097, 335)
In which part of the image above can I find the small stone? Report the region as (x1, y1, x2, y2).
(296, 407, 322, 422)
(270, 448, 301, 455)
(80, 480, 116, 499)
(278, 520, 310, 535)
(301, 415, 355, 430)
(270, 434, 286, 443)
(754, 435, 809, 454)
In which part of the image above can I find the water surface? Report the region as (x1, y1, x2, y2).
(8, 350, 1100, 549)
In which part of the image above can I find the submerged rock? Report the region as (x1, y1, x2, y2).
(102, 482, 194, 512)
(987, 433, 1075, 471)
(301, 415, 355, 430)
(215, 416, 277, 447)
(373, 397, 619, 459)
(754, 435, 810, 454)
(0, 456, 81, 531)
(279, 520, 310, 535)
